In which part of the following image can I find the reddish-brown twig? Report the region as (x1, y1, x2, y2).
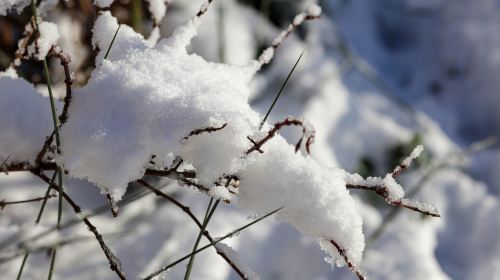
(246, 117, 315, 155)
(329, 240, 366, 280)
(183, 123, 227, 141)
(136, 180, 247, 279)
(33, 172, 126, 280)
(48, 47, 73, 125)
(346, 184, 440, 217)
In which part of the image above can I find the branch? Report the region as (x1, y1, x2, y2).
(3, 161, 192, 178)
(142, 207, 282, 280)
(246, 117, 315, 155)
(0, 195, 56, 210)
(346, 183, 440, 217)
(196, 0, 214, 18)
(183, 123, 227, 141)
(257, 7, 321, 66)
(33, 172, 126, 280)
(48, 47, 73, 125)
(346, 145, 440, 217)
(329, 240, 366, 280)
(136, 180, 247, 279)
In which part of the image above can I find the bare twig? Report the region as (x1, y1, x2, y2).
(0, 195, 56, 210)
(48, 47, 73, 125)
(183, 123, 227, 141)
(15, 170, 58, 280)
(257, 10, 320, 66)
(136, 180, 247, 279)
(105, 192, 119, 217)
(35, 132, 55, 164)
(33, 172, 126, 280)
(246, 117, 315, 155)
(1, 182, 156, 255)
(3, 232, 127, 265)
(196, 0, 214, 17)
(346, 183, 440, 217)
(143, 206, 283, 280)
(367, 136, 497, 244)
(329, 240, 366, 280)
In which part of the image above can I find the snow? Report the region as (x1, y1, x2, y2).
(239, 136, 365, 267)
(5, 0, 498, 279)
(27, 21, 60, 60)
(146, 0, 171, 25)
(0, 73, 57, 164)
(208, 185, 232, 202)
(395, 144, 424, 174)
(59, 11, 259, 201)
(0, 0, 30, 16)
(92, 12, 149, 63)
(57, 7, 373, 269)
(307, 4, 322, 17)
(94, 0, 115, 8)
(382, 175, 405, 201)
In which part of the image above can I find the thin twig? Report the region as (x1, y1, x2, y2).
(142, 207, 283, 280)
(0, 195, 56, 210)
(33, 172, 126, 280)
(183, 123, 227, 141)
(48, 48, 73, 125)
(329, 240, 366, 280)
(367, 136, 497, 244)
(136, 180, 247, 279)
(196, 0, 214, 17)
(346, 183, 440, 217)
(247, 117, 315, 154)
(16, 170, 58, 280)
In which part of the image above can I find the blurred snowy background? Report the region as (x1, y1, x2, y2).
(1, 0, 500, 279)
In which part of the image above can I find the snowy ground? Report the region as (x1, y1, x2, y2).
(1, 0, 499, 279)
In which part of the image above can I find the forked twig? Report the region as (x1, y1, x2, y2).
(346, 183, 440, 217)
(246, 117, 315, 155)
(346, 145, 440, 217)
